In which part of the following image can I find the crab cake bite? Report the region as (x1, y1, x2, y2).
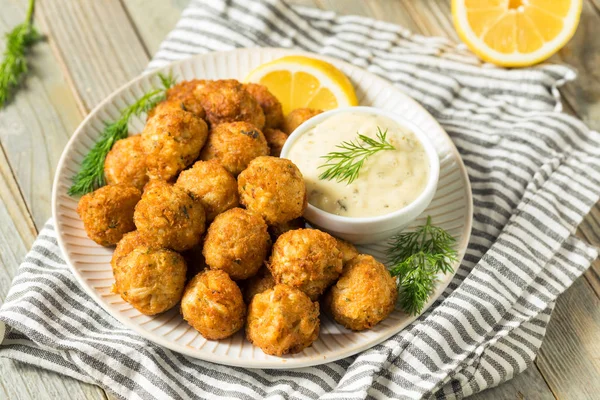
(246, 284, 319, 356)
(199, 121, 268, 176)
(181, 269, 246, 340)
(141, 108, 208, 181)
(282, 108, 322, 135)
(77, 184, 141, 246)
(175, 160, 239, 221)
(134, 180, 206, 251)
(238, 156, 307, 225)
(335, 238, 359, 265)
(244, 83, 284, 129)
(243, 267, 276, 303)
(324, 254, 397, 331)
(269, 229, 342, 300)
(148, 80, 206, 120)
(195, 79, 265, 128)
(111, 230, 149, 271)
(263, 128, 288, 157)
(113, 246, 186, 315)
(104, 135, 149, 190)
(203, 208, 270, 280)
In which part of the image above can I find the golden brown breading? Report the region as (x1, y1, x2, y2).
(282, 108, 322, 135)
(203, 208, 270, 280)
(104, 135, 149, 190)
(195, 79, 265, 128)
(246, 284, 319, 356)
(323, 254, 397, 331)
(133, 180, 206, 251)
(111, 230, 149, 271)
(175, 160, 239, 221)
(268, 228, 343, 300)
(263, 128, 288, 157)
(77, 184, 141, 246)
(113, 246, 187, 315)
(335, 238, 359, 265)
(181, 269, 246, 340)
(244, 83, 284, 129)
(141, 108, 208, 181)
(243, 267, 276, 304)
(199, 121, 269, 176)
(147, 80, 206, 120)
(238, 156, 307, 225)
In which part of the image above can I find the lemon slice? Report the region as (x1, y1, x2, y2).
(452, 0, 582, 67)
(244, 55, 358, 115)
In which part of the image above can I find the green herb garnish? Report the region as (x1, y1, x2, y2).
(0, 0, 40, 108)
(68, 73, 177, 196)
(318, 127, 395, 184)
(387, 216, 457, 315)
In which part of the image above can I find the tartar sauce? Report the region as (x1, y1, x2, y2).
(286, 112, 430, 217)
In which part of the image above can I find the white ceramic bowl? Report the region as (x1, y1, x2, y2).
(280, 106, 440, 244)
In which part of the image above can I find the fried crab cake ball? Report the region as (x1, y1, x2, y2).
(195, 79, 265, 128)
(148, 80, 206, 120)
(104, 135, 149, 190)
(324, 254, 397, 331)
(202, 208, 270, 280)
(175, 160, 239, 221)
(141, 108, 208, 181)
(238, 156, 307, 225)
(181, 269, 246, 340)
(243, 267, 276, 303)
(269, 229, 343, 300)
(134, 180, 206, 251)
(268, 217, 306, 242)
(244, 83, 284, 129)
(199, 121, 268, 176)
(113, 246, 187, 315)
(77, 184, 141, 246)
(246, 284, 320, 356)
(263, 128, 288, 157)
(282, 108, 323, 135)
(335, 238, 359, 265)
(111, 230, 149, 271)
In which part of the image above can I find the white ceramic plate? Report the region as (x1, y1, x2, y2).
(52, 48, 473, 369)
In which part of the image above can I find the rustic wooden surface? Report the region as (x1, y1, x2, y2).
(0, 0, 598, 398)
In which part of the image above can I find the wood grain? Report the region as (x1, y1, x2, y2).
(0, 3, 82, 229)
(121, 0, 189, 55)
(37, 0, 150, 111)
(537, 277, 600, 398)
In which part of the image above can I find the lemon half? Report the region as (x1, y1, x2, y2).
(452, 0, 582, 67)
(244, 55, 358, 115)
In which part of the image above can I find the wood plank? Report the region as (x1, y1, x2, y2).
(549, 0, 600, 131)
(537, 277, 600, 399)
(0, 2, 82, 229)
(469, 365, 556, 400)
(121, 0, 189, 56)
(37, 0, 150, 111)
(0, 144, 105, 400)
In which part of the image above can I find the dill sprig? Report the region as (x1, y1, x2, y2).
(318, 127, 395, 184)
(0, 0, 40, 108)
(387, 216, 457, 315)
(68, 72, 177, 196)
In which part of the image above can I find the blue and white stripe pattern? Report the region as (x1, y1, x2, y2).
(2, 0, 600, 398)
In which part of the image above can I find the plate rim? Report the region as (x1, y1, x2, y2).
(51, 47, 473, 369)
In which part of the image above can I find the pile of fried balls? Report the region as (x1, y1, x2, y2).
(76, 79, 398, 356)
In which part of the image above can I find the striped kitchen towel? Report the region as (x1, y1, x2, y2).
(2, 0, 600, 399)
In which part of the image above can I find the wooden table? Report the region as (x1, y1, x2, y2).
(0, 1, 598, 398)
